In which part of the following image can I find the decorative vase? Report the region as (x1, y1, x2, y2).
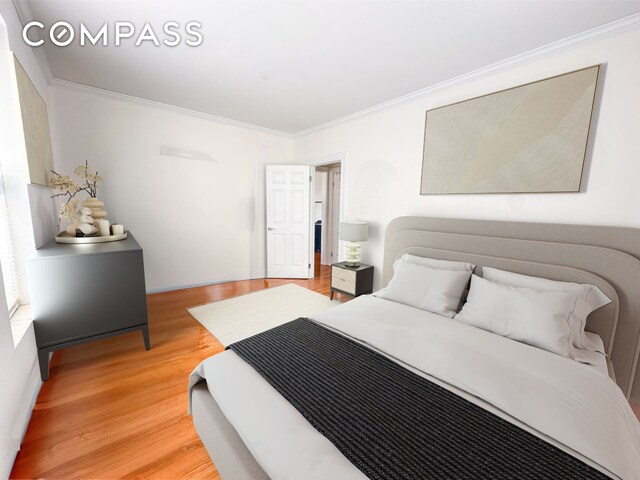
(82, 197, 107, 220)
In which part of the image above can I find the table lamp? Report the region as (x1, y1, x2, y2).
(339, 222, 368, 267)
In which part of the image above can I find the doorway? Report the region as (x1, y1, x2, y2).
(312, 161, 341, 277)
(265, 165, 312, 279)
(264, 158, 343, 280)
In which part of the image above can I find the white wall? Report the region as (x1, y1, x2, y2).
(294, 28, 640, 290)
(0, 281, 39, 478)
(49, 85, 293, 291)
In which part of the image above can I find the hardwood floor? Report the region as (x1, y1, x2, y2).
(10, 258, 640, 478)
(10, 263, 337, 479)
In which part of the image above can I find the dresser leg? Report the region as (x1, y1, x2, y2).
(141, 325, 151, 350)
(38, 348, 50, 381)
(330, 290, 334, 300)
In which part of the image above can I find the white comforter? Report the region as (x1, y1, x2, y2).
(189, 295, 640, 479)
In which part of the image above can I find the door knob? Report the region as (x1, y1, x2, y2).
(267, 227, 275, 231)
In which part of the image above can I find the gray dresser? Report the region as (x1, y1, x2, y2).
(26, 234, 149, 380)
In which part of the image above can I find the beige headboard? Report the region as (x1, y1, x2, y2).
(383, 216, 640, 402)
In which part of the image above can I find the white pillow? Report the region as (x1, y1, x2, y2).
(481, 267, 611, 353)
(380, 260, 471, 318)
(455, 275, 576, 358)
(393, 254, 475, 272)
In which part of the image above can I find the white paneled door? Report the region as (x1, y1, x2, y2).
(266, 165, 311, 278)
(329, 168, 341, 264)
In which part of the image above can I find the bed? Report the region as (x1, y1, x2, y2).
(189, 216, 640, 479)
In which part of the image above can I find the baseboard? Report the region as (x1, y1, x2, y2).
(1, 356, 43, 478)
(0, 441, 19, 480)
(146, 273, 269, 294)
(146, 278, 240, 294)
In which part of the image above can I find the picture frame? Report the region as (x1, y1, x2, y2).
(420, 65, 600, 195)
(13, 55, 54, 187)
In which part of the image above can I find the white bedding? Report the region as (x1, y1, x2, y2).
(580, 332, 609, 374)
(190, 295, 640, 480)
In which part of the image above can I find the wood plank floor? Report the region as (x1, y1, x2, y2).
(10, 263, 339, 479)
(10, 258, 640, 478)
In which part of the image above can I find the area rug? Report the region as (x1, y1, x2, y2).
(187, 283, 340, 346)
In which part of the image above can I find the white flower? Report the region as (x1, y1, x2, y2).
(59, 199, 79, 222)
(50, 174, 79, 195)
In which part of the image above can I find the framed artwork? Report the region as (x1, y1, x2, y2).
(420, 65, 600, 194)
(13, 55, 54, 187)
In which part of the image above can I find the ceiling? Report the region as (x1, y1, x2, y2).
(22, 0, 640, 134)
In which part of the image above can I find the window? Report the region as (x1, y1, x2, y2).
(0, 161, 18, 314)
(0, 16, 21, 317)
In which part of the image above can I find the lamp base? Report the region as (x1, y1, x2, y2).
(345, 241, 361, 268)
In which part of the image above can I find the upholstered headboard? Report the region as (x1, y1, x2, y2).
(383, 216, 640, 402)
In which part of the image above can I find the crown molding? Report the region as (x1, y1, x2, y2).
(9, 1, 289, 137)
(294, 11, 640, 138)
(11, 0, 53, 82)
(49, 78, 293, 138)
(13, 5, 640, 138)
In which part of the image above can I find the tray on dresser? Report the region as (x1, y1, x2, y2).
(55, 231, 128, 244)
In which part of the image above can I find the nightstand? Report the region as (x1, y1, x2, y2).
(330, 262, 374, 300)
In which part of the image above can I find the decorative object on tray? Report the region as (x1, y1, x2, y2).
(81, 197, 107, 220)
(55, 230, 128, 244)
(51, 160, 104, 230)
(77, 207, 97, 235)
(50, 160, 126, 243)
(97, 219, 110, 236)
(50, 161, 107, 235)
(76, 161, 107, 219)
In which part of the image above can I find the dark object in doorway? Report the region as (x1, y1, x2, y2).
(315, 221, 322, 253)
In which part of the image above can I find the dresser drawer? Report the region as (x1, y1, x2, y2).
(332, 266, 356, 294)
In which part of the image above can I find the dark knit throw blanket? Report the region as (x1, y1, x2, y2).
(228, 318, 608, 480)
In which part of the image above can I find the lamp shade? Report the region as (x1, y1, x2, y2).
(339, 222, 368, 242)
